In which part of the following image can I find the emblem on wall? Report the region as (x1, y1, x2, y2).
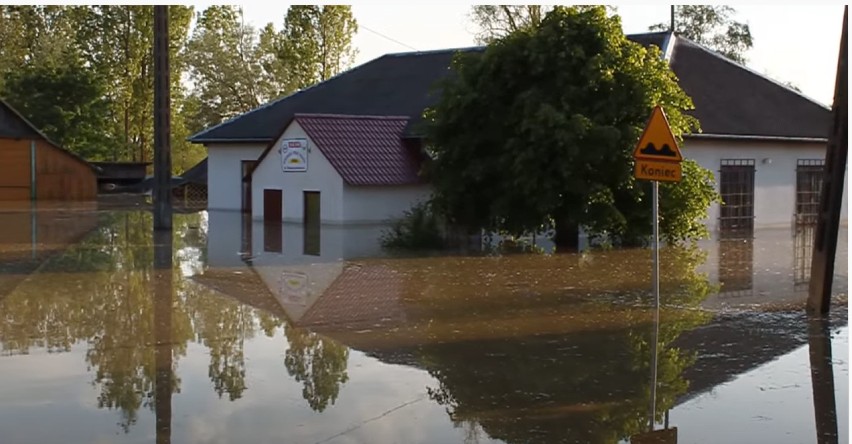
(279, 271, 309, 305)
(280, 138, 308, 172)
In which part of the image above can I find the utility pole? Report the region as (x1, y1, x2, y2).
(670, 5, 675, 32)
(153, 5, 172, 230)
(808, 6, 847, 315)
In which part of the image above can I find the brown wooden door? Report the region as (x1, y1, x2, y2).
(263, 189, 282, 221)
(303, 191, 320, 255)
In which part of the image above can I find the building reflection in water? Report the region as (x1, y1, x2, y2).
(717, 229, 754, 298)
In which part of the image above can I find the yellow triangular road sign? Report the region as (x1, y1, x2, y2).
(633, 106, 683, 162)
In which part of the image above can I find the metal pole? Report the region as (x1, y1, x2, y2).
(153, 5, 172, 230)
(649, 180, 660, 430)
(808, 6, 847, 314)
(670, 5, 675, 32)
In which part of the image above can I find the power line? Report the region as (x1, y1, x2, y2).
(360, 24, 419, 51)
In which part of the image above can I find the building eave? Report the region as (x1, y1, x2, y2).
(685, 133, 829, 143)
(194, 138, 274, 145)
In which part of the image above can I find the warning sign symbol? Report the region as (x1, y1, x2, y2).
(632, 106, 683, 162)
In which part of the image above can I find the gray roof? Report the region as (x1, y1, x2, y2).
(190, 32, 831, 144)
(176, 157, 207, 186)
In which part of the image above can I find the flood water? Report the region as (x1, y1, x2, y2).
(0, 207, 847, 444)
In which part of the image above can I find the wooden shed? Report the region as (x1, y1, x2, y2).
(0, 98, 98, 201)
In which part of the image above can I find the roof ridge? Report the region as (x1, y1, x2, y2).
(626, 30, 670, 38)
(384, 46, 484, 57)
(674, 35, 831, 110)
(295, 113, 410, 121)
(188, 53, 397, 142)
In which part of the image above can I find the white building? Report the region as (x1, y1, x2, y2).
(249, 114, 430, 224)
(190, 31, 846, 235)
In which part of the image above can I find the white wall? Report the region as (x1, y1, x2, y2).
(250, 220, 389, 263)
(685, 139, 848, 231)
(343, 185, 432, 223)
(251, 121, 344, 223)
(205, 209, 251, 268)
(207, 143, 267, 211)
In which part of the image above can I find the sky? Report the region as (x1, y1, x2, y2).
(190, 2, 846, 107)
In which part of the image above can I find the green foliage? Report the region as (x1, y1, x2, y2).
(426, 6, 710, 247)
(280, 5, 359, 89)
(3, 63, 114, 160)
(659, 160, 721, 245)
(185, 6, 288, 131)
(381, 201, 446, 251)
(0, 5, 358, 168)
(651, 5, 753, 64)
(470, 5, 618, 44)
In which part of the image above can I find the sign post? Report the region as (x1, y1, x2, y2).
(632, 105, 683, 431)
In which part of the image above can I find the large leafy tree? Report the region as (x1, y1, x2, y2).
(75, 6, 193, 164)
(280, 5, 358, 90)
(185, 6, 289, 131)
(470, 5, 618, 44)
(651, 5, 753, 64)
(426, 6, 717, 250)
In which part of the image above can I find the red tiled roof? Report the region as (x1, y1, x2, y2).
(298, 263, 407, 330)
(294, 114, 423, 186)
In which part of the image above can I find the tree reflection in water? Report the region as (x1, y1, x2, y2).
(284, 324, 350, 412)
(404, 245, 715, 444)
(0, 210, 719, 441)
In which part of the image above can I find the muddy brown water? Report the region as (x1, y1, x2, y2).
(0, 208, 846, 444)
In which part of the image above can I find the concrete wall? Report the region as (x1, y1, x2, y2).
(251, 121, 345, 223)
(343, 185, 432, 223)
(207, 143, 266, 211)
(685, 139, 848, 231)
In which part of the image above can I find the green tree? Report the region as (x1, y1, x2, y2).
(651, 5, 753, 64)
(470, 5, 618, 44)
(426, 6, 714, 250)
(0, 6, 82, 71)
(3, 63, 115, 160)
(76, 6, 193, 163)
(280, 5, 358, 90)
(185, 6, 288, 131)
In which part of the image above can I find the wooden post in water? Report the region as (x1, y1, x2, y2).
(808, 7, 847, 315)
(153, 228, 173, 444)
(808, 317, 839, 444)
(153, 5, 172, 230)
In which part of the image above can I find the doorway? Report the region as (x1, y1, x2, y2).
(241, 160, 257, 213)
(263, 189, 283, 253)
(263, 189, 282, 221)
(303, 191, 320, 256)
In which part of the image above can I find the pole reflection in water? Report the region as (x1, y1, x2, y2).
(808, 316, 838, 444)
(154, 225, 174, 444)
(631, 305, 678, 444)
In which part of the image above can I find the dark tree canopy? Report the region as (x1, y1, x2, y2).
(426, 6, 717, 249)
(3, 63, 113, 160)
